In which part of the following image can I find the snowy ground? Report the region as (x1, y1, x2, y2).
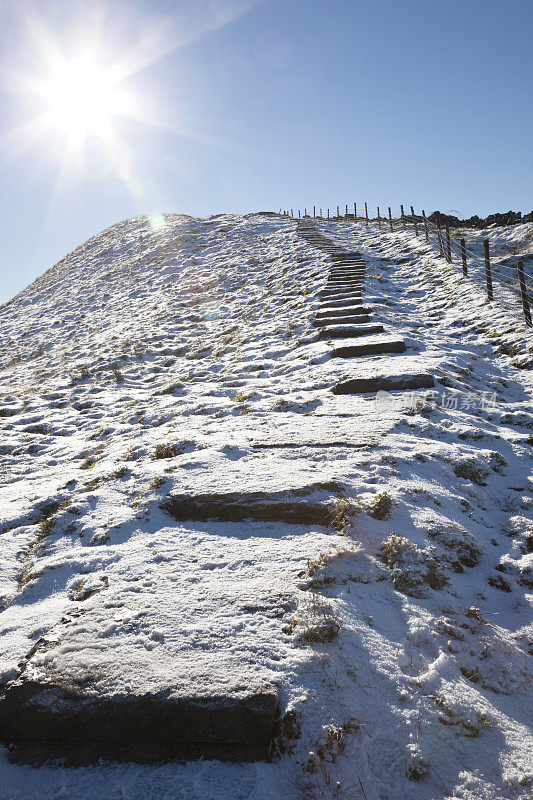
(0, 213, 532, 799)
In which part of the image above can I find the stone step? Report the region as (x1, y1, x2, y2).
(328, 267, 364, 272)
(326, 275, 364, 280)
(329, 264, 365, 270)
(162, 490, 335, 524)
(315, 314, 372, 327)
(0, 677, 279, 764)
(329, 271, 365, 277)
(319, 296, 372, 309)
(316, 306, 373, 319)
(331, 336, 406, 358)
(329, 260, 364, 265)
(326, 282, 365, 288)
(327, 273, 365, 280)
(319, 302, 364, 313)
(319, 291, 363, 301)
(324, 285, 364, 293)
(325, 279, 365, 286)
(319, 323, 385, 338)
(329, 268, 365, 274)
(333, 372, 435, 395)
(320, 286, 363, 294)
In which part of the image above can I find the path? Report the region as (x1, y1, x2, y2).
(297, 217, 435, 393)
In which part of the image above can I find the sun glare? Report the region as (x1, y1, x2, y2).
(41, 58, 125, 141)
(1, 0, 258, 210)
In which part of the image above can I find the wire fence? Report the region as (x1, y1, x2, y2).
(279, 204, 533, 328)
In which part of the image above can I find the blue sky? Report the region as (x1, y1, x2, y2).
(1, 0, 532, 303)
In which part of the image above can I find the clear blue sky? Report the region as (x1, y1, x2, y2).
(1, 0, 532, 303)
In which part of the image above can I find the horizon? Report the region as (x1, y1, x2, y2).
(1, 0, 533, 304)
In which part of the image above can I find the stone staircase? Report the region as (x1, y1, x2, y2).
(297, 218, 434, 394)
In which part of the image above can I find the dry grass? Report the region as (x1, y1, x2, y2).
(153, 443, 179, 459)
(368, 492, 393, 520)
(454, 460, 490, 485)
(295, 593, 341, 644)
(331, 498, 356, 534)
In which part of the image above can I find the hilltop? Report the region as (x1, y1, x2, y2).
(0, 213, 532, 800)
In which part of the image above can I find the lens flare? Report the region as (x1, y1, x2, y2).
(148, 213, 166, 232)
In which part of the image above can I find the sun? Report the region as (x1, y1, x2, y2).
(40, 57, 127, 143)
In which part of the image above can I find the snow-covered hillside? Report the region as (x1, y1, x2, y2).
(0, 212, 532, 800)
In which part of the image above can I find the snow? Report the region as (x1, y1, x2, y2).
(0, 212, 532, 799)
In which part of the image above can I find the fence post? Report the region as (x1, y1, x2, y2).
(291, 209, 293, 217)
(377, 206, 381, 227)
(517, 258, 532, 326)
(365, 202, 368, 222)
(460, 239, 467, 275)
(345, 204, 348, 217)
(483, 239, 493, 302)
(354, 202, 357, 220)
(327, 209, 329, 219)
(422, 210, 429, 241)
(388, 206, 393, 232)
(298, 210, 301, 218)
(445, 222, 452, 262)
(320, 208, 322, 218)
(336, 205, 339, 218)
(437, 227, 445, 258)
(436, 214, 445, 257)
(400, 204, 406, 229)
(410, 205, 419, 236)
(313, 205, 316, 218)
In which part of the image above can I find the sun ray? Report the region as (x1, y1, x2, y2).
(110, 0, 259, 84)
(31, 141, 74, 272)
(0, 111, 57, 170)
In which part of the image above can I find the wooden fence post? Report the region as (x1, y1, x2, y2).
(460, 239, 467, 275)
(483, 239, 493, 302)
(298, 210, 301, 218)
(388, 206, 393, 232)
(436, 214, 445, 257)
(422, 210, 429, 241)
(410, 205, 419, 236)
(327, 209, 330, 219)
(400, 204, 406, 229)
(337, 205, 339, 218)
(377, 206, 381, 227)
(517, 259, 532, 326)
(365, 202, 368, 222)
(345, 204, 348, 216)
(313, 205, 316, 218)
(291, 209, 293, 217)
(320, 208, 322, 218)
(445, 222, 452, 262)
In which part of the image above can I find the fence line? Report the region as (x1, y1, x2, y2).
(279, 204, 532, 328)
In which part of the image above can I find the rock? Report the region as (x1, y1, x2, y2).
(331, 337, 407, 357)
(333, 372, 434, 394)
(162, 487, 338, 525)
